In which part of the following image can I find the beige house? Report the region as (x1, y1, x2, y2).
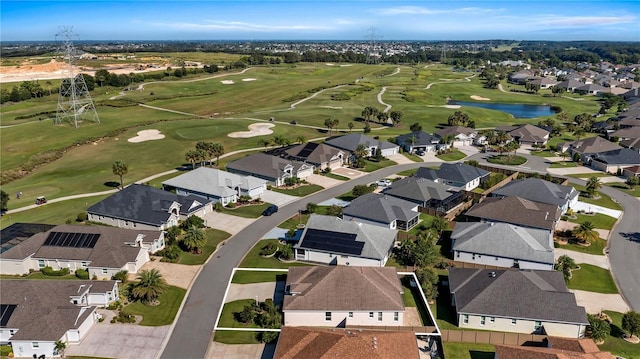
(0, 224, 164, 279)
(283, 266, 405, 327)
(448, 268, 588, 338)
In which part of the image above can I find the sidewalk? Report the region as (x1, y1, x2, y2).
(572, 200, 622, 219)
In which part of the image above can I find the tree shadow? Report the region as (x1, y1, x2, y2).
(470, 351, 495, 359)
(104, 181, 120, 188)
(621, 232, 640, 243)
(260, 343, 277, 359)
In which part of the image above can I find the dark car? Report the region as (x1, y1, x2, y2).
(262, 205, 279, 216)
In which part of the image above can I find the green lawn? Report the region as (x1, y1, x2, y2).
(400, 279, 434, 326)
(1, 272, 79, 280)
(442, 342, 495, 359)
(567, 213, 617, 230)
(231, 271, 287, 284)
(548, 161, 578, 168)
(322, 172, 349, 181)
(362, 159, 397, 172)
(177, 229, 231, 265)
(567, 264, 618, 294)
(239, 239, 310, 268)
(599, 310, 640, 358)
(530, 150, 557, 157)
(436, 149, 467, 161)
(486, 155, 527, 166)
(572, 184, 623, 211)
(124, 285, 186, 326)
(221, 202, 273, 218)
(217, 299, 261, 328)
(565, 173, 616, 179)
(397, 168, 419, 176)
(269, 184, 324, 196)
(213, 330, 261, 344)
(557, 238, 607, 256)
(401, 152, 423, 162)
(606, 183, 640, 197)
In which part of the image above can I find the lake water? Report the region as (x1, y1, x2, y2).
(448, 100, 556, 118)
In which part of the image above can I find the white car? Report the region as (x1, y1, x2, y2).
(376, 179, 392, 187)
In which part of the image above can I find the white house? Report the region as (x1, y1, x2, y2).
(283, 266, 405, 327)
(294, 215, 397, 267)
(416, 163, 490, 191)
(324, 133, 399, 158)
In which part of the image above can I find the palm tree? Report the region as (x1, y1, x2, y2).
(495, 130, 510, 145)
(573, 221, 599, 244)
(390, 110, 403, 127)
(54, 340, 66, 357)
(131, 268, 167, 304)
(112, 161, 128, 189)
(361, 106, 375, 123)
(324, 118, 335, 134)
(430, 216, 449, 234)
(573, 128, 585, 142)
(45, 80, 53, 96)
(196, 141, 213, 166)
(294, 135, 306, 144)
(348, 122, 354, 132)
(211, 143, 224, 167)
(353, 144, 369, 159)
(585, 177, 602, 198)
(185, 150, 199, 169)
(181, 225, 206, 253)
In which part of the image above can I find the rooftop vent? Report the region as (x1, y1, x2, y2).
(489, 271, 497, 278)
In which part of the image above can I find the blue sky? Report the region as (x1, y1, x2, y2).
(1, 1, 639, 41)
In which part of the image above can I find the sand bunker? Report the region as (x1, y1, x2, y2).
(326, 63, 335, 66)
(128, 129, 165, 143)
(221, 80, 235, 85)
(443, 105, 461, 109)
(470, 95, 490, 101)
(321, 106, 343, 109)
(340, 64, 353, 67)
(242, 78, 257, 82)
(228, 123, 275, 138)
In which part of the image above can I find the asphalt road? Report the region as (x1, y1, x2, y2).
(160, 161, 428, 359)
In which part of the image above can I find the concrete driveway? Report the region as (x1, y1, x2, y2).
(224, 281, 286, 306)
(571, 290, 630, 313)
(387, 153, 415, 165)
(332, 167, 365, 178)
(204, 212, 256, 235)
(573, 201, 622, 218)
(305, 173, 343, 188)
(260, 190, 299, 207)
(65, 322, 169, 359)
(131, 260, 200, 289)
(554, 249, 609, 269)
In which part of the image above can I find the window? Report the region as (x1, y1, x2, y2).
(480, 316, 486, 326)
(463, 314, 469, 324)
(348, 312, 353, 318)
(102, 268, 108, 274)
(325, 312, 332, 321)
(378, 312, 383, 321)
(490, 317, 495, 324)
(535, 321, 542, 331)
(73, 299, 78, 304)
(369, 312, 374, 319)
(394, 312, 399, 322)
(37, 260, 45, 268)
(511, 318, 517, 325)
(81, 262, 89, 268)
(32, 342, 39, 349)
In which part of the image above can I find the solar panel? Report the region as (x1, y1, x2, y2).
(0, 304, 17, 327)
(301, 228, 365, 256)
(297, 143, 317, 158)
(43, 232, 99, 248)
(0, 223, 55, 246)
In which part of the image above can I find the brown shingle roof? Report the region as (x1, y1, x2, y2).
(283, 266, 404, 312)
(570, 136, 621, 155)
(495, 337, 615, 359)
(465, 196, 561, 230)
(274, 327, 420, 359)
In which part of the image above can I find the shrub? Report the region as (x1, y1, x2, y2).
(588, 314, 610, 342)
(278, 245, 294, 260)
(165, 226, 182, 245)
(226, 202, 236, 208)
(306, 202, 318, 214)
(116, 310, 136, 323)
(76, 211, 88, 222)
(106, 301, 123, 310)
(75, 268, 90, 279)
(181, 215, 205, 230)
(352, 183, 376, 197)
(42, 266, 70, 277)
(259, 243, 278, 256)
(159, 244, 181, 262)
(112, 270, 129, 283)
(622, 311, 640, 337)
(258, 331, 279, 344)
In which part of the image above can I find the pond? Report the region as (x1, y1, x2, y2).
(448, 100, 557, 118)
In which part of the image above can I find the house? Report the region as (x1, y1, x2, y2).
(0, 280, 118, 358)
(294, 215, 397, 267)
(591, 148, 640, 173)
(622, 165, 640, 178)
(226, 153, 314, 187)
(274, 327, 421, 359)
(495, 337, 615, 359)
(273, 142, 345, 170)
(506, 124, 550, 146)
(434, 126, 477, 147)
(508, 70, 535, 84)
(87, 184, 212, 231)
(0, 224, 164, 279)
(448, 268, 589, 338)
(568, 136, 622, 164)
(1, 223, 56, 254)
(283, 266, 405, 326)
(324, 133, 399, 158)
(465, 196, 561, 231)
(161, 167, 266, 206)
(342, 193, 420, 230)
(451, 222, 555, 270)
(491, 178, 579, 214)
(621, 137, 640, 152)
(384, 177, 464, 213)
(527, 77, 559, 89)
(396, 131, 440, 153)
(611, 126, 640, 141)
(416, 163, 490, 191)
(556, 79, 584, 92)
(575, 83, 609, 95)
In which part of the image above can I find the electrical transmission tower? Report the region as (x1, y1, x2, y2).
(365, 28, 383, 64)
(440, 43, 447, 63)
(55, 26, 99, 128)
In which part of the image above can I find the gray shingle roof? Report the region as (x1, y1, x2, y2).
(416, 163, 489, 185)
(465, 196, 561, 230)
(343, 193, 418, 225)
(226, 153, 310, 180)
(592, 148, 640, 165)
(507, 124, 550, 143)
(451, 222, 554, 265)
(570, 136, 622, 155)
(88, 184, 207, 227)
(384, 177, 455, 203)
(282, 142, 344, 166)
(491, 178, 578, 208)
(296, 214, 397, 260)
(324, 133, 397, 152)
(448, 268, 588, 325)
(162, 167, 266, 198)
(283, 266, 404, 311)
(396, 131, 440, 147)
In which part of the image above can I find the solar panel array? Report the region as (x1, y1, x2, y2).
(297, 143, 317, 158)
(301, 228, 364, 255)
(0, 223, 55, 246)
(0, 304, 17, 327)
(43, 232, 99, 248)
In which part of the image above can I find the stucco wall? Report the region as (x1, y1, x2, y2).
(87, 214, 165, 231)
(11, 340, 57, 358)
(454, 251, 554, 271)
(0, 258, 31, 275)
(284, 310, 403, 327)
(459, 313, 584, 338)
(298, 249, 384, 267)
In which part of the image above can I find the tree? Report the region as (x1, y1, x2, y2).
(415, 267, 438, 302)
(410, 122, 422, 132)
(396, 231, 439, 267)
(0, 190, 8, 212)
(376, 111, 387, 124)
(554, 255, 576, 282)
(625, 176, 639, 189)
(196, 141, 213, 166)
(585, 177, 602, 198)
(430, 216, 449, 234)
(257, 138, 272, 148)
(573, 221, 599, 244)
(185, 150, 199, 169)
(211, 143, 225, 167)
(551, 85, 566, 97)
(622, 311, 640, 337)
(181, 225, 206, 253)
(131, 268, 167, 304)
(45, 80, 53, 96)
(295, 135, 306, 144)
(573, 128, 585, 142)
(363, 123, 371, 134)
(361, 106, 375, 123)
(348, 122, 354, 132)
(112, 160, 128, 189)
(306, 202, 318, 214)
(390, 110, 403, 127)
(447, 111, 470, 127)
(54, 340, 66, 357)
(587, 314, 610, 343)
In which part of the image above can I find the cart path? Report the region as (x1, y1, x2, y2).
(377, 86, 392, 113)
(425, 73, 476, 90)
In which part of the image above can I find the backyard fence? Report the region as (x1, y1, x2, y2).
(440, 329, 546, 345)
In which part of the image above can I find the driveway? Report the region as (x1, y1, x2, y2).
(573, 201, 622, 218)
(260, 190, 299, 207)
(223, 281, 285, 306)
(332, 167, 365, 178)
(205, 342, 274, 359)
(387, 153, 415, 165)
(305, 173, 343, 188)
(571, 290, 630, 313)
(130, 260, 200, 289)
(554, 249, 609, 269)
(546, 166, 602, 176)
(65, 322, 169, 359)
(203, 212, 256, 235)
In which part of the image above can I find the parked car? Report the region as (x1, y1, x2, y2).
(35, 196, 47, 205)
(376, 179, 392, 187)
(290, 120, 298, 125)
(415, 150, 426, 156)
(262, 204, 279, 216)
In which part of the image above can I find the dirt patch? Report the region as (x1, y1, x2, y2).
(221, 80, 235, 85)
(404, 307, 423, 326)
(470, 95, 490, 101)
(129, 260, 200, 289)
(128, 129, 165, 143)
(228, 123, 274, 138)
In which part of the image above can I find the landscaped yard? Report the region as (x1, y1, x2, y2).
(486, 155, 527, 166)
(557, 238, 606, 256)
(397, 168, 419, 176)
(1, 271, 79, 280)
(177, 228, 231, 265)
(607, 183, 640, 197)
(124, 285, 186, 326)
(239, 239, 310, 269)
(548, 161, 578, 168)
(220, 202, 273, 218)
(400, 279, 435, 326)
(401, 152, 423, 162)
(567, 264, 618, 294)
(442, 342, 495, 359)
(269, 184, 324, 196)
(231, 270, 287, 284)
(214, 299, 264, 344)
(572, 184, 622, 210)
(598, 310, 640, 358)
(567, 213, 617, 230)
(530, 150, 557, 157)
(436, 149, 467, 161)
(362, 158, 397, 172)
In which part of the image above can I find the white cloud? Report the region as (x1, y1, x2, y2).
(374, 5, 503, 16)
